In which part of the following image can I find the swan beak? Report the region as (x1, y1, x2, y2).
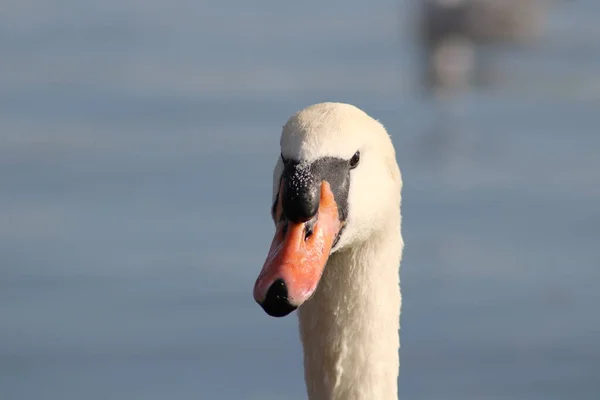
(253, 181, 342, 317)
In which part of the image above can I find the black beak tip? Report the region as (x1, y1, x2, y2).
(259, 279, 298, 318)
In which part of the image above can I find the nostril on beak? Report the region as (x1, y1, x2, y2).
(304, 218, 316, 240)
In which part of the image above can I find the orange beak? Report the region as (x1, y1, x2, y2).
(253, 181, 342, 317)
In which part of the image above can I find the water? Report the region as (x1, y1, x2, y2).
(1, 1, 599, 399)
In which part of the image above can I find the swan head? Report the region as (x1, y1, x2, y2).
(253, 102, 401, 317)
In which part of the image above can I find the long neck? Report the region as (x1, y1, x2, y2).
(297, 224, 403, 400)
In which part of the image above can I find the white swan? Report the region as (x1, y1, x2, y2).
(253, 102, 403, 400)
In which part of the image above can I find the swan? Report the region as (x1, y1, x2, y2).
(253, 102, 403, 400)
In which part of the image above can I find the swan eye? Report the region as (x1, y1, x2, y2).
(349, 151, 360, 169)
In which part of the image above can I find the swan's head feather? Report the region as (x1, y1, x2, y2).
(254, 102, 401, 317)
(275, 102, 401, 250)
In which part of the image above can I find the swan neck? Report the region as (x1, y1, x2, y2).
(297, 228, 402, 400)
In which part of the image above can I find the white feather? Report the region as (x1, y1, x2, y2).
(272, 102, 404, 400)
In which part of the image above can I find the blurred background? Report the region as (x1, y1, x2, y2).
(1, 0, 599, 399)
